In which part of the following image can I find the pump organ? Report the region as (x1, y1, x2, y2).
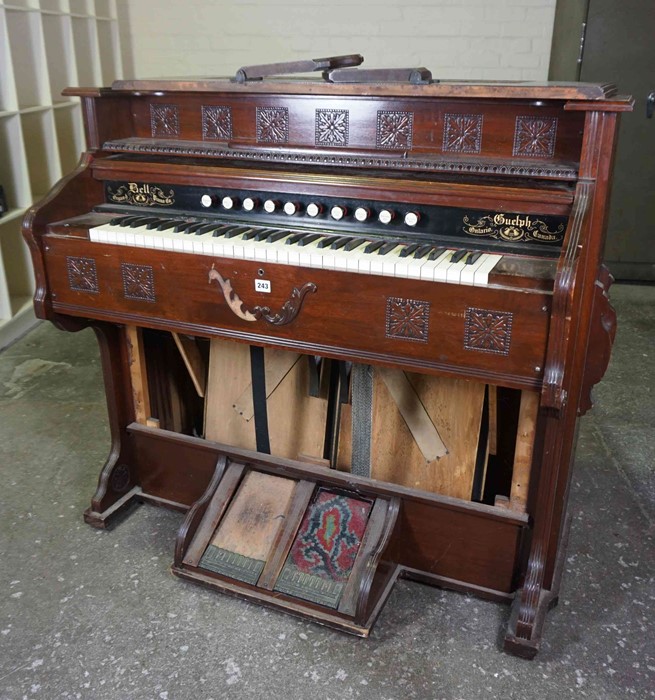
(23, 59, 631, 657)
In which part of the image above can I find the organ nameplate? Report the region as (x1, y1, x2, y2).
(255, 279, 271, 293)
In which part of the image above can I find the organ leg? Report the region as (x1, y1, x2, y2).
(84, 323, 143, 528)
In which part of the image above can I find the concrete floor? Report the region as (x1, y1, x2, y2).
(0, 283, 653, 700)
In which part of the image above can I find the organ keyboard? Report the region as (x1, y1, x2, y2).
(23, 58, 631, 657)
(89, 214, 503, 285)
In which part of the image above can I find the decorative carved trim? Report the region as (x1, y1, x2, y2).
(121, 263, 155, 302)
(202, 105, 232, 140)
(67, 256, 98, 293)
(376, 110, 413, 150)
(104, 139, 579, 180)
(209, 266, 316, 325)
(110, 463, 131, 493)
(443, 113, 483, 154)
(385, 297, 430, 343)
(513, 116, 558, 158)
(464, 308, 513, 355)
(315, 109, 349, 147)
(150, 104, 180, 138)
(256, 107, 289, 143)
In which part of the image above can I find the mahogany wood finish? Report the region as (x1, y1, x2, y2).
(24, 74, 631, 657)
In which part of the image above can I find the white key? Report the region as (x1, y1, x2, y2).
(433, 250, 459, 282)
(473, 254, 503, 285)
(381, 245, 406, 276)
(459, 253, 491, 285)
(445, 253, 471, 283)
(420, 250, 454, 281)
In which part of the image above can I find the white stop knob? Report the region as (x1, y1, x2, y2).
(354, 207, 370, 222)
(222, 196, 236, 210)
(283, 202, 298, 216)
(404, 212, 420, 227)
(200, 194, 213, 208)
(330, 205, 346, 220)
(306, 202, 320, 217)
(243, 197, 256, 211)
(378, 209, 393, 224)
(264, 199, 277, 213)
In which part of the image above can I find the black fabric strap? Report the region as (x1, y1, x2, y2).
(307, 356, 322, 398)
(249, 345, 271, 454)
(471, 384, 490, 502)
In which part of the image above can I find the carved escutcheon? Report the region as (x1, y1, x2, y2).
(208, 267, 316, 326)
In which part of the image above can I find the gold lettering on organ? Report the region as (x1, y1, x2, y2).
(108, 182, 175, 206)
(463, 212, 564, 244)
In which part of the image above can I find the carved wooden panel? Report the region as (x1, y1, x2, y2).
(110, 463, 131, 493)
(121, 263, 155, 302)
(376, 111, 413, 150)
(315, 109, 349, 147)
(443, 114, 483, 153)
(385, 297, 430, 343)
(150, 104, 180, 138)
(513, 116, 558, 158)
(464, 308, 513, 355)
(202, 106, 232, 140)
(256, 107, 289, 143)
(67, 256, 98, 293)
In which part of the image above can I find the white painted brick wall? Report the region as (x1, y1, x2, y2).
(117, 0, 556, 83)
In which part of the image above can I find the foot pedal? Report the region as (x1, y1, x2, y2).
(173, 455, 400, 635)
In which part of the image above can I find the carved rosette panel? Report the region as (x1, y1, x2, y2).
(513, 116, 558, 157)
(315, 109, 349, 147)
(67, 256, 98, 293)
(443, 113, 483, 153)
(256, 107, 289, 143)
(376, 111, 413, 150)
(121, 263, 155, 302)
(111, 464, 131, 493)
(150, 104, 180, 138)
(202, 105, 232, 140)
(385, 297, 430, 343)
(464, 308, 513, 355)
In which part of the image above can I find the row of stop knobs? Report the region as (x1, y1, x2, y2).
(200, 194, 420, 227)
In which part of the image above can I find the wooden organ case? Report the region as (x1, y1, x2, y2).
(23, 59, 631, 658)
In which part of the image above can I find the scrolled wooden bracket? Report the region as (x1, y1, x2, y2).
(209, 266, 317, 326)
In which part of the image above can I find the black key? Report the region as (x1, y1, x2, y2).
(285, 232, 307, 245)
(224, 226, 251, 239)
(129, 217, 160, 228)
(378, 241, 399, 255)
(110, 215, 133, 226)
(156, 220, 180, 231)
(413, 244, 433, 259)
(254, 228, 278, 241)
(297, 233, 321, 247)
(195, 223, 222, 235)
(145, 218, 166, 230)
(317, 236, 339, 249)
(184, 222, 209, 234)
(173, 221, 194, 233)
(330, 236, 354, 250)
(450, 249, 467, 263)
(266, 230, 290, 243)
(363, 240, 385, 254)
(344, 238, 368, 252)
(211, 225, 233, 237)
(428, 247, 446, 261)
(399, 243, 420, 258)
(242, 228, 262, 240)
